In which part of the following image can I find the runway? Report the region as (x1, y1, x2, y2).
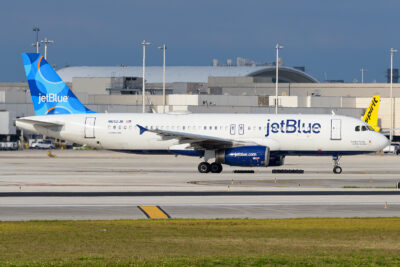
(1, 190, 399, 196)
(0, 150, 399, 220)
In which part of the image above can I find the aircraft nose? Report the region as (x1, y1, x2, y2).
(377, 134, 390, 150)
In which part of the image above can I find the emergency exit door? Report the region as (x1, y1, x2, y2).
(330, 119, 341, 140)
(84, 117, 96, 138)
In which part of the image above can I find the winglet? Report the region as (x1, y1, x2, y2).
(137, 124, 148, 135)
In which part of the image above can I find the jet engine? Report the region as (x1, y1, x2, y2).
(215, 146, 270, 167)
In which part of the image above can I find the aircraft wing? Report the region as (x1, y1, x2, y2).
(136, 124, 254, 150)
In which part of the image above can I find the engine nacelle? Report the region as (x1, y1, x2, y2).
(268, 155, 285, 166)
(216, 146, 270, 167)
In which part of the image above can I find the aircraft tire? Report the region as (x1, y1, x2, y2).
(210, 162, 223, 173)
(198, 162, 211, 173)
(333, 166, 342, 174)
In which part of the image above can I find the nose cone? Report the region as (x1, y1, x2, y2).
(376, 133, 390, 151)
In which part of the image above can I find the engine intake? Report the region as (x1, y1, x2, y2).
(216, 146, 270, 167)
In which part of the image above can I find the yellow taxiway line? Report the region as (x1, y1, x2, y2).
(138, 206, 170, 219)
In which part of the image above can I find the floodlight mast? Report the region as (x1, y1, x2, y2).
(390, 48, 398, 142)
(32, 27, 40, 53)
(159, 44, 167, 113)
(360, 68, 366, 83)
(141, 40, 150, 113)
(275, 43, 284, 114)
(41, 38, 54, 60)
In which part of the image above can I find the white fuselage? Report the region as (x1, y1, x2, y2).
(16, 113, 389, 157)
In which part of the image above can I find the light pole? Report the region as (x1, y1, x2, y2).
(41, 38, 54, 60)
(141, 40, 150, 113)
(275, 43, 283, 114)
(360, 68, 366, 83)
(159, 44, 167, 113)
(32, 27, 40, 53)
(390, 48, 398, 142)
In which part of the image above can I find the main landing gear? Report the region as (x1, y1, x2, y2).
(332, 155, 342, 174)
(198, 162, 223, 173)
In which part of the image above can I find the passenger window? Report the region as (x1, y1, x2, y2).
(183, 126, 185, 130)
(355, 126, 360, 131)
(361, 126, 367, 131)
(259, 126, 262, 130)
(215, 126, 218, 130)
(248, 126, 251, 130)
(209, 126, 212, 130)
(204, 126, 207, 130)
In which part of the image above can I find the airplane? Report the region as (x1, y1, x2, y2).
(16, 53, 389, 174)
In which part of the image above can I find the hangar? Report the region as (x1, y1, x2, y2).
(57, 65, 319, 84)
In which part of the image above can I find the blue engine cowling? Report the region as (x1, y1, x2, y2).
(216, 146, 270, 167)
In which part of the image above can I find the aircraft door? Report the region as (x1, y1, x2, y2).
(330, 119, 341, 140)
(84, 117, 96, 138)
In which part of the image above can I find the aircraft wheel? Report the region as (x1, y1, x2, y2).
(198, 162, 211, 173)
(333, 166, 342, 174)
(210, 162, 223, 173)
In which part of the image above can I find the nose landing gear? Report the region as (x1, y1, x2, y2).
(332, 155, 342, 174)
(198, 162, 223, 173)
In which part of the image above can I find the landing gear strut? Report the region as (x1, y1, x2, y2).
(198, 162, 223, 173)
(332, 155, 342, 174)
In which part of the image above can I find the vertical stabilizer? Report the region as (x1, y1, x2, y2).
(362, 95, 380, 132)
(21, 53, 94, 115)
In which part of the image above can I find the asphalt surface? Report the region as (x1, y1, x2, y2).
(0, 150, 399, 220)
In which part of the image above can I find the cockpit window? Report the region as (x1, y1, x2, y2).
(356, 125, 374, 132)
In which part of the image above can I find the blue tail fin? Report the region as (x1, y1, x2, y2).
(21, 53, 95, 115)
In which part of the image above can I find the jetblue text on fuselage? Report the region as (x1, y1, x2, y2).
(265, 119, 321, 137)
(38, 93, 69, 104)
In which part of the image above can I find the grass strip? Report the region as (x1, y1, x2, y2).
(0, 218, 399, 266)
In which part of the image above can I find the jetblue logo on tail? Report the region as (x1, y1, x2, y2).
(38, 93, 69, 104)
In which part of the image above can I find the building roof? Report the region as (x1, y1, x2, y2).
(57, 66, 318, 84)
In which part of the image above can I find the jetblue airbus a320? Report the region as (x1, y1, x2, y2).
(16, 53, 389, 174)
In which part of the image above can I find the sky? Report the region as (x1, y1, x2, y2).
(1, 0, 400, 82)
